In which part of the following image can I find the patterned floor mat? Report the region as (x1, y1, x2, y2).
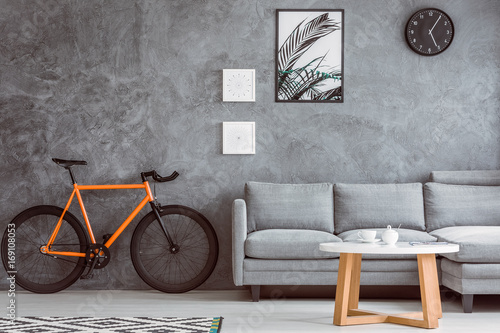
(0, 316, 223, 333)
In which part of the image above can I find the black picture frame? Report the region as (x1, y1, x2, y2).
(276, 9, 344, 103)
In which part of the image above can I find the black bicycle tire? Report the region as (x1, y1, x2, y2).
(1, 205, 88, 293)
(130, 205, 218, 293)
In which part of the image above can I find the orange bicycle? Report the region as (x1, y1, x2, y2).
(1, 158, 218, 294)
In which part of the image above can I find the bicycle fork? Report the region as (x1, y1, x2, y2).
(150, 202, 179, 254)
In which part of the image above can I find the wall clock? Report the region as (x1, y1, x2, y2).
(405, 8, 454, 56)
(223, 69, 255, 102)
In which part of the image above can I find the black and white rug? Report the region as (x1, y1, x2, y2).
(0, 316, 223, 333)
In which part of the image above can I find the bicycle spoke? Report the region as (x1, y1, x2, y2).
(19, 253, 38, 282)
(174, 255, 195, 282)
(147, 256, 173, 279)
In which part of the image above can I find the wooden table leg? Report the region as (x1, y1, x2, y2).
(348, 253, 362, 310)
(334, 253, 354, 325)
(417, 253, 441, 328)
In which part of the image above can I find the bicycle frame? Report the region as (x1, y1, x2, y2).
(43, 181, 155, 258)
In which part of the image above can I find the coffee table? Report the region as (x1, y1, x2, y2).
(319, 241, 459, 329)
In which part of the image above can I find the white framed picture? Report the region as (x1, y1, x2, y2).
(222, 122, 255, 154)
(222, 69, 256, 102)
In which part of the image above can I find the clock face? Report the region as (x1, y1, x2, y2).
(223, 69, 255, 102)
(405, 8, 454, 56)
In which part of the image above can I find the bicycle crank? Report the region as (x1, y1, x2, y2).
(85, 243, 111, 269)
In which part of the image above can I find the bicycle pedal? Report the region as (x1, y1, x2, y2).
(80, 273, 94, 279)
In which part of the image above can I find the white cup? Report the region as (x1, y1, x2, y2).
(357, 230, 377, 241)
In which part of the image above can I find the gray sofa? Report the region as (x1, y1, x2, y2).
(232, 170, 500, 313)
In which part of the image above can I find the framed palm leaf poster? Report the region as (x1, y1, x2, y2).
(276, 9, 344, 102)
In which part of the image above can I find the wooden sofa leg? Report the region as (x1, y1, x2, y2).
(251, 285, 261, 302)
(462, 294, 473, 313)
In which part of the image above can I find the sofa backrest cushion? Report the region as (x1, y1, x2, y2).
(424, 182, 500, 231)
(245, 182, 334, 233)
(334, 183, 425, 234)
(429, 170, 500, 186)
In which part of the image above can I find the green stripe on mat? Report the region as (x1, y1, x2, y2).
(210, 316, 223, 332)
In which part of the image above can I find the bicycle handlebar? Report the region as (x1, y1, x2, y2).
(141, 170, 179, 182)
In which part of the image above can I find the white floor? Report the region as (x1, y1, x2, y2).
(3, 290, 500, 332)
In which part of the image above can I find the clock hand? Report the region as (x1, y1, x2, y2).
(429, 30, 437, 47)
(428, 15, 442, 34)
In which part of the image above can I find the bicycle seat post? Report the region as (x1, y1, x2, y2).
(66, 167, 77, 184)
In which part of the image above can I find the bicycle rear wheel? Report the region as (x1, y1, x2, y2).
(131, 205, 218, 293)
(1, 205, 88, 293)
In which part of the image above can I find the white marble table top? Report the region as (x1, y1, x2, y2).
(319, 241, 459, 255)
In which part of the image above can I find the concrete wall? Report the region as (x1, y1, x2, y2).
(1, 0, 499, 290)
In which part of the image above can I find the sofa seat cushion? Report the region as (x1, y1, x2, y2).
(430, 226, 500, 263)
(334, 183, 425, 234)
(424, 182, 500, 231)
(245, 229, 341, 259)
(337, 229, 437, 259)
(245, 182, 334, 233)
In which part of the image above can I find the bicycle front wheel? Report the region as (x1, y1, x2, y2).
(1, 205, 88, 293)
(131, 205, 219, 293)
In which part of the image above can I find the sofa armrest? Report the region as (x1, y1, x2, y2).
(232, 199, 248, 286)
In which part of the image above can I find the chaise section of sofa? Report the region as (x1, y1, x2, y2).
(426, 171, 500, 312)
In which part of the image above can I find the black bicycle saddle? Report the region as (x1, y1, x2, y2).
(52, 158, 88, 168)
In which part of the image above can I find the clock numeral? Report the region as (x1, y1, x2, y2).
(413, 38, 416, 43)
(419, 45, 422, 50)
(437, 45, 441, 50)
(419, 14, 424, 19)
(429, 12, 433, 17)
(444, 39, 448, 43)
(428, 48, 432, 53)
(444, 21, 447, 25)
(411, 30, 414, 34)
(413, 21, 418, 25)
(447, 30, 450, 34)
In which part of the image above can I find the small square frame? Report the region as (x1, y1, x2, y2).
(222, 122, 256, 154)
(223, 69, 256, 102)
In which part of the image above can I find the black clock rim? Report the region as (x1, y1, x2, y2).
(405, 7, 455, 56)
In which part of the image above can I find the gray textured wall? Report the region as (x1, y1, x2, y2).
(1, 0, 499, 291)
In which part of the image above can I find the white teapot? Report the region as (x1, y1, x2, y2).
(382, 225, 399, 245)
